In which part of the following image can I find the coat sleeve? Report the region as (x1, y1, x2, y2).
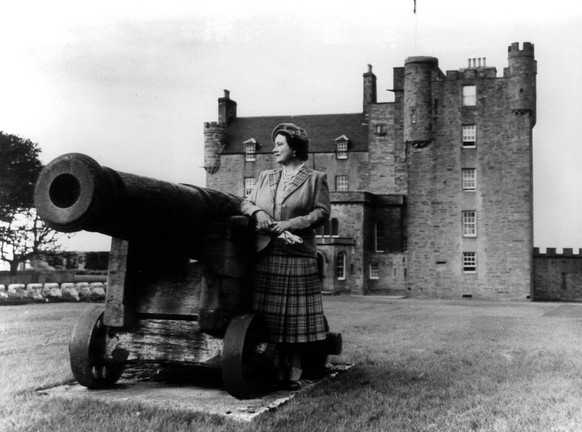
(286, 172, 331, 231)
(241, 171, 269, 218)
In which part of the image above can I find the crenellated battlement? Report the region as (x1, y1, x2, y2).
(508, 42, 535, 58)
(534, 247, 582, 257)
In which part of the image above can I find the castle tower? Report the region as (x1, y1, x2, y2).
(363, 64, 377, 123)
(203, 121, 226, 178)
(204, 90, 237, 180)
(403, 56, 438, 147)
(507, 42, 537, 125)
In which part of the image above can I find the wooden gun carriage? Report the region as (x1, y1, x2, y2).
(34, 153, 342, 399)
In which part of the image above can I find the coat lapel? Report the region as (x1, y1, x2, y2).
(283, 166, 311, 202)
(268, 169, 282, 200)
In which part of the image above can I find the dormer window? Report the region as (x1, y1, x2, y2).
(244, 138, 257, 162)
(335, 135, 349, 159)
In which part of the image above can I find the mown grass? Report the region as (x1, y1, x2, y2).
(2, 298, 582, 431)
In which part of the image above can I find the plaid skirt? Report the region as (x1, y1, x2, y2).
(252, 239, 326, 343)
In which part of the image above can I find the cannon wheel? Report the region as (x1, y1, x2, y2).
(69, 305, 125, 388)
(302, 316, 341, 377)
(222, 313, 269, 399)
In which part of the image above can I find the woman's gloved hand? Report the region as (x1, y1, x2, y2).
(278, 231, 303, 245)
(254, 210, 274, 233)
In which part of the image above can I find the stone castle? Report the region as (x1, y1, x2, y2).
(204, 42, 537, 300)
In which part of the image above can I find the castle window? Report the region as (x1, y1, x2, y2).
(462, 85, 476, 106)
(331, 218, 339, 237)
(410, 108, 417, 124)
(317, 218, 339, 238)
(336, 175, 349, 191)
(335, 135, 349, 159)
(243, 139, 257, 161)
(463, 252, 477, 273)
(375, 124, 387, 135)
(462, 210, 477, 237)
(370, 262, 379, 279)
(323, 220, 331, 236)
(336, 252, 346, 280)
(243, 177, 256, 197)
(375, 221, 385, 252)
(462, 125, 476, 148)
(462, 169, 477, 191)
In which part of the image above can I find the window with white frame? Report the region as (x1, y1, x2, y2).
(336, 175, 349, 191)
(462, 210, 477, 237)
(369, 262, 379, 279)
(375, 221, 385, 252)
(463, 252, 477, 273)
(462, 85, 476, 106)
(244, 177, 256, 197)
(462, 169, 476, 191)
(462, 125, 476, 148)
(336, 252, 346, 280)
(375, 124, 387, 135)
(244, 139, 256, 161)
(336, 139, 348, 159)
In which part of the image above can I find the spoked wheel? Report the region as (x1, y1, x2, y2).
(69, 305, 125, 388)
(222, 313, 270, 399)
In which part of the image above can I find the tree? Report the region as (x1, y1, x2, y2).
(0, 208, 62, 274)
(0, 132, 66, 274)
(0, 132, 43, 221)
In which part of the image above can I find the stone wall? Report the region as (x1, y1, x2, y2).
(533, 248, 582, 302)
(0, 270, 76, 286)
(326, 198, 366, 294)
(406, 66, 533, 300)
(367, 103, 407, 195)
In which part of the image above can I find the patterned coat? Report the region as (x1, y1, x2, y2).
(241, 166, 331, 257)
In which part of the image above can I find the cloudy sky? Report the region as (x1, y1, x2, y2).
(1, 0, 581, 252)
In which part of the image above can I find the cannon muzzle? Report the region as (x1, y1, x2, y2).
(34, 153, 243, 259)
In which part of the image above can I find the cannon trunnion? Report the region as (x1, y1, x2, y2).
(35, 153, 342, 399)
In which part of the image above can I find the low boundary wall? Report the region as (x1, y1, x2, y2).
(533, 248, 582, 302)
(0, 281, 106, 303)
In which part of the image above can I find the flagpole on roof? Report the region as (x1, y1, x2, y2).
(414, 0, 418, 52)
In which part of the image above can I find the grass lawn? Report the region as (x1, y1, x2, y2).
(2, 297, 582, 431)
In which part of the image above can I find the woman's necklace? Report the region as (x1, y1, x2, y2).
(283, 164, 303, 178)
(282, 164, 304, 189)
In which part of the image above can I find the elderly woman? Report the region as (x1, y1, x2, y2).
(241, 122, 330, 390)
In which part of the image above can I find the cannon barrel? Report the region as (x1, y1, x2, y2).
(34, 153, 243, 259)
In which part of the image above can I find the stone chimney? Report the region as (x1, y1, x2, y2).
(218, 89, 237, 127)
(363, 64, 377, 123)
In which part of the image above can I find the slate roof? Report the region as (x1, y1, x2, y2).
(221, 113, 369, 154)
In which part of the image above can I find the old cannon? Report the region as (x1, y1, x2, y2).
(34, 153, 342, 398)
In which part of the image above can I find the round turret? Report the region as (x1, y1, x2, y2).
(404, 56, 438, 146)
(507, 42, 536, 122)
(204, 122, 226, 175)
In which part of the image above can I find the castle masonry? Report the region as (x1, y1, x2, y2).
(204, 42, 537, 300)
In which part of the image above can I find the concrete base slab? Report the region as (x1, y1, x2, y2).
(37, 364, 352, 422)
(542, 304, 582, 318)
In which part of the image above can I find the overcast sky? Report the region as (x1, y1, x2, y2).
(1, 0, 581, 252)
